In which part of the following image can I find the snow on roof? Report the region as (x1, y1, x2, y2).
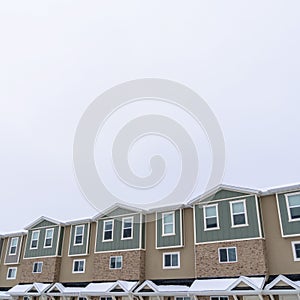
(246, 277, 265, 289)
(8, 285, 32, 295)
(156, 285, 189, 292)
(81, 282, 116, 294)
(261, 182, 300, 195)
(0, 291, 12, 299)
(189, 278, 236, 292)
(110, 281, 138, 292)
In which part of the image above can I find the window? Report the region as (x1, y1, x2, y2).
(32, 262, 43, 273)
(292, 241, 300, 261)
(100, 298, 112, 300)
(7, 267, 17, 280)
(103, 220, 114, 241)
(163, 252, 180, 269)
(204, 204, 219, 230)
(9, 237, 19, 255)
(44, 228, 54, 248)
(230, 200, 248, 227)
(211, 297, 228, 300)
(286, 193, 300, 221)
(176, 297, 190, 300)
(74, 225, 84, 245)
(109, 256, 122, 269)
(218, 247, 237, 263)
(162, 212, 175, 236)
(73, 259, 85, 273)
(122, 217, 133, 239)
(30, 231, 40, 249)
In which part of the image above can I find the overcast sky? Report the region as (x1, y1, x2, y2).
(0, 1, 300, 232)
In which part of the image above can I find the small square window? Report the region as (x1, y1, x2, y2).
(162, 212, 175, 236)
(32, 262, 43, 273)
(292, 241, 300, 261)
(218, 247, 237, 263)
(7, 267, 17, 280)
(163, 252, 180, 269)
(74, 225, 84, 245)
(9, 237, 19, 255)
(109, 256, 122, 269)
(73, 259, 85, 273)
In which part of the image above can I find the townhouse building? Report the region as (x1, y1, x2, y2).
(0, 183, 299, 300)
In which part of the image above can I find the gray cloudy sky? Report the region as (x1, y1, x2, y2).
(0, 1, 300, 232)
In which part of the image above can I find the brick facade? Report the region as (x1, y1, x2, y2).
(93, 250, 145, 281)
(195, 239, 268, 278)
(19, 257, 61, 283)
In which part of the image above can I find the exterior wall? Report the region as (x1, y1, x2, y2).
(194, 194, 262, 243)
(19, 256, 61, 283)
(261, 194, 300, 275)
(145, 208, 195, 280)
(195, 239, 267, 277)
(156, 209, 183, 248)
(93, 250, 145, 281)
(59, 222, 96, 283)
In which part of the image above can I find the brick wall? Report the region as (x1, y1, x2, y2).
(19, 257, 61, 283)
(93, 250, 145, 281)
(195, 239, 268, 278)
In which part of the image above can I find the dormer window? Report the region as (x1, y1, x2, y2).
(9, 237, 19, 255)
(30, 231, 40, 249)
(286, 193, 300, 221)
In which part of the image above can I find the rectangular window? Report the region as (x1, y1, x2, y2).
(122, 217, 133, 239)
(44, 228, 54, 248)
(30, 231, 40, 249)
(286, 194, 300, 221)
(163, 252, 180, 269)
(292, 241, 300, 261)
(103, 220, 114, 241)
(230, 200, 248, 227)
(9, 237, 19, 255)
(176, 297, 190, 300)
(218, 247, 237, 263)
(32, 262, 43, 273)
(162, 212, 175, 236)
(109, 256, 122, 269)
(74, 225, 84, 245)
(211, 297, 228, 300)
(73, 259, 85, 273)
(6, 267, 17, 280)
(100, 298, 112, 300)
(204, 204, 219, 230)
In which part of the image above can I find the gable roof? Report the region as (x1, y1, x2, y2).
(8, 283, 52, 296)
(264, 275, 300, 291)
(189, 184, 261, 205)
(227, 276, 265, 291)
(24, 216, 64, 230)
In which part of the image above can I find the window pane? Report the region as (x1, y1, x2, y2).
(228, 248, 236, 261)
(233, 213, 246, 225)
(46, 230, 53, 238)
(288, 195, 300, 207)
(164, 223, 173, 234)
(219, 249, 227, 262)
(295, 244, 300, 258)
(232, 202, 245, 214)
(124, 219, 132, 228)
(164, 213, 173, 224)
(291, 207, 300, 219)
(104, 231, 112, 240)
(171, 254, 178, 266)
(123, 228, 132, 238)
(206, 217, 217, 228)
(33, 232, 39, 239)
(110, 257, 115, 268)
(76, 226, 83, 235)
(165, 254, 171, 266)
(105, 221, 112, 231)
(205, 206, 216, 217)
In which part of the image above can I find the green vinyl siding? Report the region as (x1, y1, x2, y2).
(195, 195, 261, 243)
(31, 220, 58, 229)
(69, 223, 89, 255)
(210, 190, 248, 201)
(24, 226, 60, 258)
(106, 207, 138, 217)
(156, 209, 182, 248)
(277, 192, 300, 236)
(95, 214, 141, 252)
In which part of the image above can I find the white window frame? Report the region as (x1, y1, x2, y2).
(203, 204, 220, 231)
(218, 247, 237, 263)
(30, 230, 40, 249)
(44, 228, 54, 248)
(109, 255, 122, 269)
(162, 211, 175, 236)
(103, 220, 114, 242)
(32, 262, 43, 273)
(74, 225, 85, 246)
(230, 199, 248, 228)
(285, 192, 300, 222)
(292, 241, 300, 261)
(121, 216, 134, 240)
(176, 297, 190, 300)
(163, 252, 180, 269)
(6, 267, 17, 280)
(9, 237, 19, 255)
(72, 259, 86, 273)
(210, 297, 229, 300)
